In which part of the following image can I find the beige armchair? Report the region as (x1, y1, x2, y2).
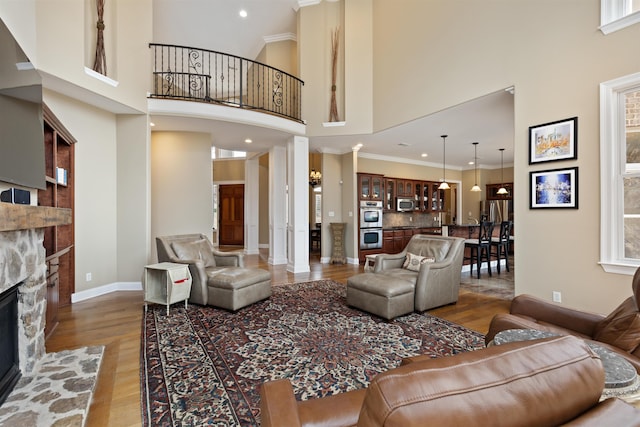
(347, 235, 465, 319)
(156, 234, 271, 311)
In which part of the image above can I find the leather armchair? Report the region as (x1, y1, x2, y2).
(156, 234, 271, 310)
(485, 267, 640, 373)
(373, 234, 465, 311)
(261, 335, 640, 427)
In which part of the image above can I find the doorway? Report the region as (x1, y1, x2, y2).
(218, 184, 244, 246)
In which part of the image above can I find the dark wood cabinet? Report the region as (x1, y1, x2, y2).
(358, 173, 383, 200)
(429, 182, 445, 211)
(384, 178, 396, 211)
(396, 179, 414, 197)
(39, 104, 76, 339)
(486, 183, 513, 200)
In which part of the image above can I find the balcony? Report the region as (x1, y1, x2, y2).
(149, 43, 304, 123)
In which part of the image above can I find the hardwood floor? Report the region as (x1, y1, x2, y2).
(45, 250, 511, 427)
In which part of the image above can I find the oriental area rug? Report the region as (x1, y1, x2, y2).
(141, 279, 485, 426)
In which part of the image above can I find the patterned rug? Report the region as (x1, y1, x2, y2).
(141, 279, 485, 426)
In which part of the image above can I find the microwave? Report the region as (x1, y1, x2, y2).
(396, 198, 416, 212)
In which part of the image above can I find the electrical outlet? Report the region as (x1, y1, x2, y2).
(86, 272, 92, 282)
(552, 291, 561, 303)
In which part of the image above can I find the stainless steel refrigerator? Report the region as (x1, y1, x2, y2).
(480, 200, 513, 224)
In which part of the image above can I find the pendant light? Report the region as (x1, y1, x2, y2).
(438, 135, 450, 190)
(497, 148, 508, 195)
(470, 142, 481, 192)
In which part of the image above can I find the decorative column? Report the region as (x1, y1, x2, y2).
(286, 135, 311, 273)
(244, 156, 259, 255)
(268, 145, 287, 265)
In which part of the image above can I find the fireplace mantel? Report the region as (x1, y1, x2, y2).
(0, 204, 71, 232)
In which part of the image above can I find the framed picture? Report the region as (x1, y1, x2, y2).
(529, 167, 578, 209)
(529, 117, 577, 164)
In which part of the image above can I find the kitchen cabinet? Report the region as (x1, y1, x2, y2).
(384, 178, 396, 211)
(486, 183, 513, 200)
(358, 173, 383, 200)
(430, 182, 445, 211)
(396, 179, 414, 197)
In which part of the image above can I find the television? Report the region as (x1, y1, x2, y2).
(0, 17, 45, 191)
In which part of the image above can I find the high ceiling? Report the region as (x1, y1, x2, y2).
(150, 0, 514, 170)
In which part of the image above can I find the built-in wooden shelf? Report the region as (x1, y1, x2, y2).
(0, 204, 71, 232)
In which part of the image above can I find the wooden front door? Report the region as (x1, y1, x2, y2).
(219, 184, 244, 246)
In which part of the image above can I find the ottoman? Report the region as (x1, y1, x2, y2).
(346, 273, 415, 320)
(208, 267, 272, 311)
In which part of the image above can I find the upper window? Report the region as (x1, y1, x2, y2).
(211, 147, 247, 160)
(601, 0, 640, 34)
(600, 72, 640, 275)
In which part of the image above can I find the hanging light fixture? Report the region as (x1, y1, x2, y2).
(309, 169, 322, 187)
(470, 142, 481, 192)
(438, 134, 450, 190)
(497, 148, 508, 195)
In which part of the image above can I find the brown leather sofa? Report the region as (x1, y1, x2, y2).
(485, 267, 640, 373)
(156, 234, 271, 311)
(260, 335, 640, 426)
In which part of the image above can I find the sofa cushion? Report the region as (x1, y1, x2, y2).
(593, 297, 640, 353)
(402, 252, 435, 272)
(171, 239, 216, 268)
(357, 336, 604, 427)
(406, 238, 452, 262)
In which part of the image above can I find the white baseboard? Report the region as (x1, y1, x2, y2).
(461, 259, 505, 273)
(72, 281, 142, 303)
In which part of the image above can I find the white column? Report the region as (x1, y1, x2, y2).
(287, 136, 310, 273)
(269, 145, 288, 265)
(244, 156, 259, 255)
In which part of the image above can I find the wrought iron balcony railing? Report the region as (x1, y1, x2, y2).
(149, 43, 304, 122)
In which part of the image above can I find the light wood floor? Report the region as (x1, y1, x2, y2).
(45, 251, 511, 427)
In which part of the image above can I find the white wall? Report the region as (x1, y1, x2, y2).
(150, 131, 214, 259)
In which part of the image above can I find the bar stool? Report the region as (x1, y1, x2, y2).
(491, 221, 512, 273)
(464, 221, 494, 279)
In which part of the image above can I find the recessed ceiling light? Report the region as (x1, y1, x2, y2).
(421, 153, 427, 157)
(468, 161, 474, 165)
(239, 9, 247, 18)
(245, 138, 252, 143)
(149, 122, 155, 127)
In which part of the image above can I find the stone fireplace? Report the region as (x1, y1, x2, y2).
(0, 228, 48, 385)
(0, 203, 104, 426)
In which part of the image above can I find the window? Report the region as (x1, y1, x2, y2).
(601, 0, 640, 34)
(211, 147, 247, 159)
(314, 193, 322, 225)
(600, 72, 640, 274)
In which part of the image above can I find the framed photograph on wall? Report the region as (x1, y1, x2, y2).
(529, 167, 578, 209)
(529, 117, 577, 164)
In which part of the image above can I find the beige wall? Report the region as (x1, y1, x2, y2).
(43, 90, 120, 293)
(151, 132, 214, 252)
(299, 0, 373, 136)
(258, 39, 298, 76)
(372, 0, 640, 312)
(116, 114, 151, 280)
(213, 159, 245, 182)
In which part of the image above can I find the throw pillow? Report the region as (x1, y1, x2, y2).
(593, 297, 640, 353)
(171, 239, 216, 268)
(402, 252, 435, 272)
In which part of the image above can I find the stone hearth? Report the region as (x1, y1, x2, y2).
(0, 206, 101, 425)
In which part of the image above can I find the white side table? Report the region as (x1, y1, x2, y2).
(143, 262, 192, 315)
